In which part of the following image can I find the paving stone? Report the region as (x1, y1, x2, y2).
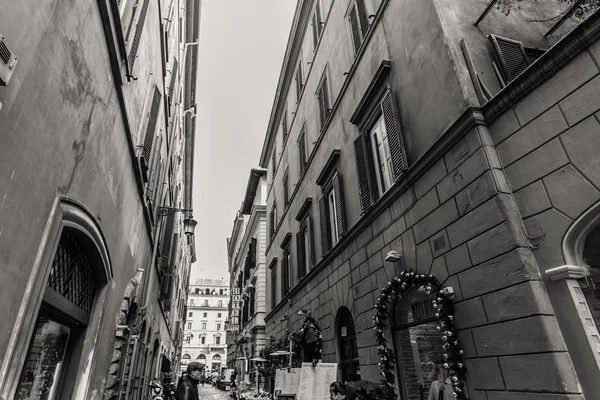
(560, 74, 600, 125)
(413, 199, 459, 244)
(445, 243, 472, 275)
(467, 222, 519, 265)
(472, 316, 566, 357)
(499, 352, 580, 393)
(489, 108, 521, 144)
(505, 138, 569, 190)
(497, 105, 568, 166)
(483, 281, 554, 324)
(561, 115, 600, 189)
(415, 158, 447, 199)
(437, 148, 489, 203)
(543, 164, 600, 219)
(454, 170, 498, 216)
(458, 248, 540, 299)
(405, 188, 439, 228)
(513, 180, 551, 218)
(464, 358, 505, 390)
(454, 297, 488, 329)
(447, 196, 505, 248)
(514, 51, 599, 125)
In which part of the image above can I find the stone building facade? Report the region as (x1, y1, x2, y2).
(226, 168, 268, 383)
(180, 278, 229, 374)
(0, 0, 200, 399)
(257, 0, 600, 399)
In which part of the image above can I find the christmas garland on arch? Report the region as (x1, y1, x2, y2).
(298, 316, 323, 367)
(373, 270, 467, 399)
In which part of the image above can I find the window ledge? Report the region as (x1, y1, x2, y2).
(546, 265, 588, 281)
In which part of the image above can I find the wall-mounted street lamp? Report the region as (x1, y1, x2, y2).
(384, 250, 402, 263)
(156, 206, 197, 237)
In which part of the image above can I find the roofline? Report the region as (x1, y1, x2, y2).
(241, 167, 267, 214)
(258, 0, 314, 167)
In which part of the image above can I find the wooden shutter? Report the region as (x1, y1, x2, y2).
(284, 172, 289, 206)
(298, 130, 307, 172)
(282, 252, 290, 295)
(168, 58, 178, 100)
(489, 34, 530, 83)
(381, 91, 407, 180)
(333, 173, 346, 237)
(353, 135, 373, 211)
(322, 75, 330, 119)
(349, 5, 362, 52)
(311, 14, 319, 48)
(250, 238, 257, 267)
(297, 232, 306, 279)
(129, 0, 150, 70)
(142, 87, 162, 161)
(307, 216, 315, 268)
(271, 268, 277, 308)
(356, 0, 369, 37)
(319, 195, 331, 255)
(160, 213, 176, 260)
(296, 63, 303, 99)
(316, 0, 323, 36)
(249, 288, 255, 316)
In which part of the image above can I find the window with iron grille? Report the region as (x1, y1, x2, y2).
(47, 229, 96, 314)
(347, 0, 371, 54)
(316, 69, 331, 130)
(353, 90, 407, 212)
(298, 126, 308, 174)
(311, 0, 324, 49)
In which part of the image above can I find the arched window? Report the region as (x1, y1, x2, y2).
(212, 354, 222, 373)
(182, 354, 191, 360)
(197, 354, 207, 364)
(391, 288, 447, 400)
(212, 354, 222, 361)
(335, 307, 360, 382)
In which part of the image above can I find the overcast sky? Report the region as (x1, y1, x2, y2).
(190, 1, 296, 282)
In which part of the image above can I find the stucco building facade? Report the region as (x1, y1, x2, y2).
(258, 0, 600, 399)
(180, 278, 229, 374)
(226, 168, 268, 383)
(0, 0, 200, 399)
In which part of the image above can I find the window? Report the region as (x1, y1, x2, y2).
(218, 300, 223, 307)
(296, 60, 304, 102)
(187, 322, 192, 329)
(190, 299, 194, 306)
(297, 215, 314, 279)
(195, 288, 200, 294)
(488, 34, 545, 87)
(281, 236, 292, 295)
(127, 0, 151, 71)
(203, 312, 207, 318)
(205, 289, 210, 295)
(249, 288, 256, 316)
(272, 140, 277, 174)
(271, 262, 278, 308)
(336, 307, 361, 382)
(283, 169, 290, 207)
(202, 323, 207, 330)
(188, 312, 193, 317)
(204, 300, 209, 306)
(218, 313, 222, 318)
(219, 289, 224, 295)
(319, 172, 346, 254)
(217, 323, 221, 330)
(216, 336, 221, 345)
(283, 106, 289, 140)
(201, 336, 206, 344)
(311, 0, 324, 48)
(347, 0, 371, 54)
(316, 69, 331, 130)
(353, 90, 407, 211)
(298, 125, 308, 174)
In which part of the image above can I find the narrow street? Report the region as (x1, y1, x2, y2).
(197, 385, 231, 400)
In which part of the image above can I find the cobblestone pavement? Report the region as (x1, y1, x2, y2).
(197, 384, 231, 400)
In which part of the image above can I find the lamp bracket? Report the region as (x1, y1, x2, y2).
(156, 206, 193, 217)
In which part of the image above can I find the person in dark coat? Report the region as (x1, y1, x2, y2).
(176, 362, 204, 400)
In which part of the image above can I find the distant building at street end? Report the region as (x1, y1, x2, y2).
(257, 1, 600, 399)
(226, 168, 268, 384)
(181, 278, 230, 374)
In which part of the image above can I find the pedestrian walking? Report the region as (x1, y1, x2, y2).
(176, 362, 204, 400)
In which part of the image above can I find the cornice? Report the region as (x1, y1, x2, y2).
(315, 149, 341, 186)
(295, 198, 313, 221)
(349, 60, 392, 125)
(265, 106, 486, 322)
(242, 168, 267, 215)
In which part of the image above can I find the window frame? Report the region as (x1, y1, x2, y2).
(296, 57, 304, 103)
(283, 168, 290, 207)
(296, 210, 314, 279)
(316, 67, 332, 131)
(298, 124, 308, 174)
(269, 258, 278, 309)
(202, 322, 207, 330)
(311, 0, 324, 50)
(346, 0, 372, 55)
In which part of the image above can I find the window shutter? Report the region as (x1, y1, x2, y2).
(381, 91, 407, 180)
(312, 14, 319, 48)
(129, 0, 150, 70)
(281, 253, 289, 295)
(142, 87, 162, 161)
(349, 6, 362, 52)
(307, 216, 315, 268)
(489, 34, 530, 83)
(318, 86, 326, 128)
(250, 238, 257, 266)
(319, 195, 331, 255)
(356, 0, 370, 37)
(322, 75, 330, 119)
(316, 0, 323, 36)
(298, 130, 307, 172)
(296, 64, 303, 101)
(296, 232, 306, 279)
(271, 268, 277, 308)
(160, 213, 176, 260)
(333, 173, 347, 237)
(168, 58, 178, 101)
(353, 135, 373, 211)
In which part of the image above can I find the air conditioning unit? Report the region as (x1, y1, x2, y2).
(0, 35, 18, 86)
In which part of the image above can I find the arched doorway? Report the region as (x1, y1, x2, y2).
(391, 288, 443, 400)
(335, 307, 360, 382)
(212, 354, 222, 373)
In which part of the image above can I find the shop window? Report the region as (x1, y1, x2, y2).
(391, 289, 455, 399)
(336, 307, 360, 382)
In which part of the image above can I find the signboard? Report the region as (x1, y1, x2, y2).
(233, 288, 240, 295)
(297, 363, 337, 400)
(232, 295, 241, 304)
(231, 309, 240, 317)
(274, 368, 301, 395)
